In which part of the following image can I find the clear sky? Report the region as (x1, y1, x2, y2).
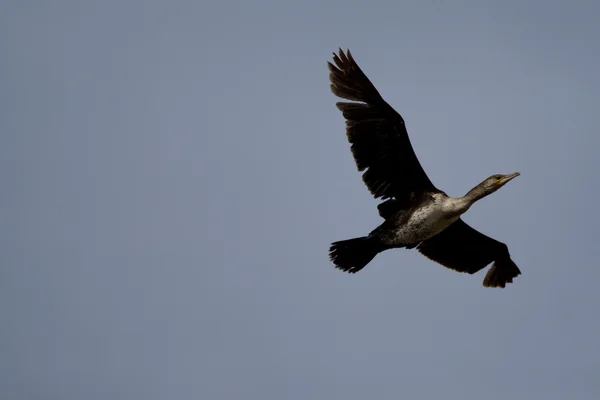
(3, 0, 600, 399)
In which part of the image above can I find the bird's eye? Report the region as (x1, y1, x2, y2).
(495, 175, 502, 180)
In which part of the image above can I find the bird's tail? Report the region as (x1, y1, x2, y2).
(329, 236, 384, 274)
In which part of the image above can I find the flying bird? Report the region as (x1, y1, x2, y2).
(328, 49, 521, 288)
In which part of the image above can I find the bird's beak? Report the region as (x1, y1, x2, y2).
(499, 172, 520, 186)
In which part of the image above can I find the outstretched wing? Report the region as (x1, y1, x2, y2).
(328, 48, 439, 201)
(417, 219, 521, 288)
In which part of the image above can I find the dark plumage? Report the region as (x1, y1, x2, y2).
(328, 49, 521, 288)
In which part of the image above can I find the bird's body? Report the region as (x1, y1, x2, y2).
(378, 193, 468, 246)
(327, 49, 522, 288)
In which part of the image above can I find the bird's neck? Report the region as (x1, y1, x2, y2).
(462, 184, 490, 207)
(438, 183, 492, 216)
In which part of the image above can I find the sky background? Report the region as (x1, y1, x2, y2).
(3, 0, 600, 399)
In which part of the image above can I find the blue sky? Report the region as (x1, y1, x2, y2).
(3, 0, 600, 399)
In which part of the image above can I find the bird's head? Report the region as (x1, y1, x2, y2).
(482, 172, 520, 193)
(466, 172, 520, 201)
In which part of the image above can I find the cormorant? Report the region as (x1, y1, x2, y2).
(328, 49, 521, 288)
